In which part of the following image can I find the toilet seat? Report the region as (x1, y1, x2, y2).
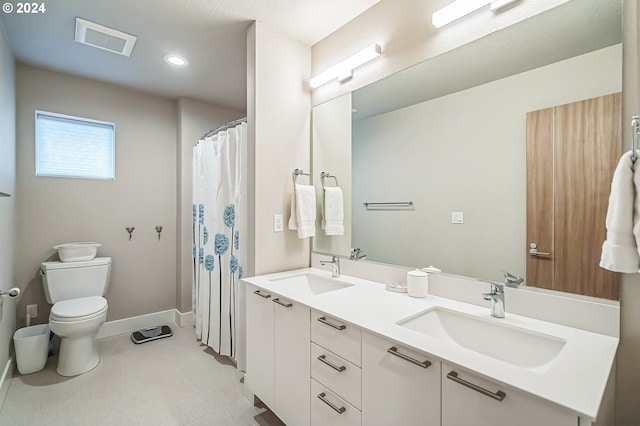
(50, 296, 108, 322)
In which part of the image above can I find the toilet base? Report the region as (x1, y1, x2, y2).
(56, 333, 100, 377)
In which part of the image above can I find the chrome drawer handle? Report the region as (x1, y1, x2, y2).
(317, 316, 346, 330)
(252, 290, 271, 299)
(317, 392, 346, 414)
(387, 346, 431, 369)
(272, 298, 292, 308)
(317, 354, 346, 372)
(447, 371, 506, 402)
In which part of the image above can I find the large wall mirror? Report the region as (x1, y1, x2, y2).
(312, 0, 622, 299)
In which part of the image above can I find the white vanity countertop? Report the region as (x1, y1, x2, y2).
(243, 268, 618, 421)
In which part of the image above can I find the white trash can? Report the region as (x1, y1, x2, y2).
(13, 324, 50, 375)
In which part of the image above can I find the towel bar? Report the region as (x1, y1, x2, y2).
(363, 201, 413, 208)
(320, 172, 339, 189)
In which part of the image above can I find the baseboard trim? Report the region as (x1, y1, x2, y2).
(0, 358, 13, 413)
(97, 309, 194, 339)
(176, 310, 195, 327)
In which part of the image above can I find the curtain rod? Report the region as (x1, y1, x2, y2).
(200, 117, 247, 140)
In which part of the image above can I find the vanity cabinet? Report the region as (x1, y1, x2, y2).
(441, 362, 577, 426)
(245, 284, 275, 408)
(362, 331, 441, 426)
(310, 310, 362, 425)
(245, 284, 311, 426)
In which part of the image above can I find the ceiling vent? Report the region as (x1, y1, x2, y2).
(75, 18, 137, 57)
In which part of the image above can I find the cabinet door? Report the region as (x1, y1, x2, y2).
(245, 284, 275, 409)
(442, 362, 576, 426)
(362, 331, 441, 426)
(274, 296, 311, 426)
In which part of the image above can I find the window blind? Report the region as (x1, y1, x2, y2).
(36, 110, 115, 180)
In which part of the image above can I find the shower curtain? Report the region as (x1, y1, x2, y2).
(192, 121, 247, 359)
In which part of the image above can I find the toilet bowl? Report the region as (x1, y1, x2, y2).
(40, 256, 111, 377)
(49, 296, 108, 376)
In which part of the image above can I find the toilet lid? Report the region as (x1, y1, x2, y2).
(51, 296, 107, 319)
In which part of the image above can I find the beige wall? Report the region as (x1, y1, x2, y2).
(176, 98, 245, 313)
(311, 0, 569, 107)
(618, 2, 640, 424)
(248, 22, 312, 276)
(0, 19, 16, 379)
(351, 45, 621, 278)
(15, 65, 177, 324)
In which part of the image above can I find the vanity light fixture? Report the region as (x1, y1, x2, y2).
(432, 0, 519, 28)
(163, 54, 189, 67)
(310, 43, 381, 89)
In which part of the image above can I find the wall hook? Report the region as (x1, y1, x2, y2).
(126, 227, 135, 241)
(155, 225, 163, 240)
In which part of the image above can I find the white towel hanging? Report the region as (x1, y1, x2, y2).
(600, 151, 640, 273)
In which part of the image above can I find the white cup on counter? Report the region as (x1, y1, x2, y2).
(407, 270, 428, 298)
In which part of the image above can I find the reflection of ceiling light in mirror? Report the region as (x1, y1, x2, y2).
(164, 55, 189, 66)
(432, 0, 518, 28)
(310, 43, 381, 89)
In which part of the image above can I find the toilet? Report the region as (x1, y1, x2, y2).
(40, 257, 111, 376)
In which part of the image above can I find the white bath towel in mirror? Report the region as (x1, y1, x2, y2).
(322, 187, 344, 236)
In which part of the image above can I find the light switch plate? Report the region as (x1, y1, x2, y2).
(274, 214, 284, 232)
(452, 212, 464, 224)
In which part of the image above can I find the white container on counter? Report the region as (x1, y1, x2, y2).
(407, 270, 428, 298)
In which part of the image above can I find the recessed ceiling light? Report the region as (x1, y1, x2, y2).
(163, 55, 189, 67)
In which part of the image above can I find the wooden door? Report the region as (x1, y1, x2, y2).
(526, 108, 554, 291)
(526, 93, 621, 299)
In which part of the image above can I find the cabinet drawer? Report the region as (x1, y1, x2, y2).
(311, 310, 361, 366)
(442, 363, 577, 426)
(311, 379, 361, 426)
(311, 343, 361, 409)
(362, 331, 440, 426)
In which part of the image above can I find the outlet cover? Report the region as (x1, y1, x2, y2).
(27, 304, 38, 318)
(452, 212, 464, 224)
(274, 214, 284, 232)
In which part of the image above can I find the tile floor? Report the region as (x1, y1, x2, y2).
(0, 325, 284, 426)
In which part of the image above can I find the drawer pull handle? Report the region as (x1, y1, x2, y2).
(447, 371, 506, 402)
(387, 346, 431, 369)
(273, 298, 293, 308)
(317, 354, 346, 372)
(317, 392, 346, 414)
(318, 316, 347, 330)
(252, 290, 271, 299)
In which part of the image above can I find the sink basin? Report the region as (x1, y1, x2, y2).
(269, 273, 353, 295)
(397, 307, 566, 369)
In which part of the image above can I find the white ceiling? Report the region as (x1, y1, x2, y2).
(0, 0, 382, 110)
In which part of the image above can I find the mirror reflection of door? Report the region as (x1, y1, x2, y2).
(526, 92, 621, 299)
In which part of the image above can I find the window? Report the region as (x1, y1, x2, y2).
(35, 110, 115, 180)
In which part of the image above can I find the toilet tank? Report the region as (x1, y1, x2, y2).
(40, 257, 112, 304)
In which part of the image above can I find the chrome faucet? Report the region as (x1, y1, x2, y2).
(502, 270, 524, 287)
(350, 248, 367, 261)
(320, 256, 341, 277)
(482, 283, 505, 318)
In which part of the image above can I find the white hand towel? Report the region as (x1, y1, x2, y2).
(322, 187, 344, 236)
(288, 185, 298, 231)
(290, 184, 316, 239)
(600, 151, 640, 273)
